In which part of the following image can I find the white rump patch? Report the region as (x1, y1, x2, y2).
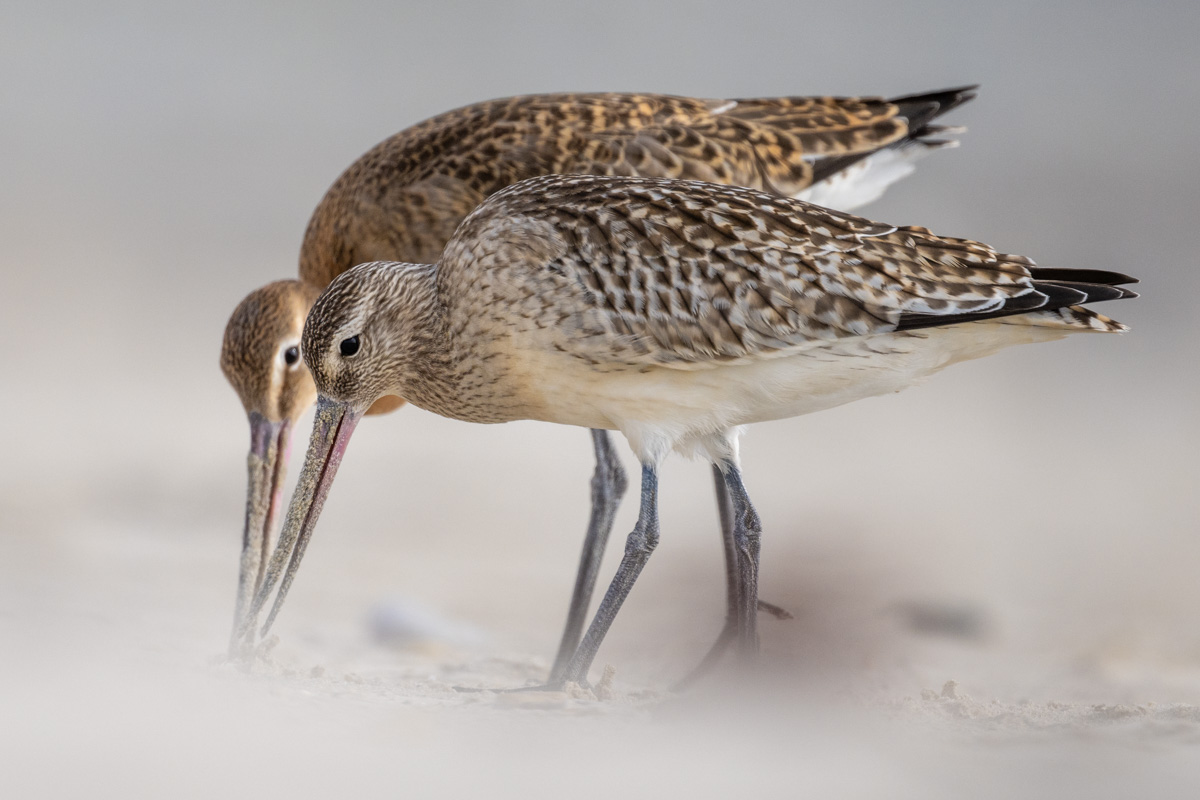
(797, 141, 958, 212)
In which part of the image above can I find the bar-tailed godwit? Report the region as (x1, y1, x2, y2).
(249, 174, 1136, 687)
(221, 89, 977, 669)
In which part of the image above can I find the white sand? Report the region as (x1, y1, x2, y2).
(6, 408, 1200, 798)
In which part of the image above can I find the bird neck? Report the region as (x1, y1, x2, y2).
(377, 262, 525, 425)
(377, 264, 464, 418)
(299, 200, 430, 287)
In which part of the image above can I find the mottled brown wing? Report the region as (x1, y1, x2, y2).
(300, 91, 970, 286)
(439, 175, 1039, 368)
(301, 174, 485, 286)
(540, 94, 918, 199)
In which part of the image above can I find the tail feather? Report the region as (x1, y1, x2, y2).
(1033, 280, 1137, 304)
(897, 267, 1137, 332)
(996, 306, 1130, 333)
(888, 85, 979, 138)
(810, 85, 978, 184)
(1028, 267, 1139, 286)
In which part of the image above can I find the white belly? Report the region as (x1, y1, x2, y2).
(508, 317, 1080, 462)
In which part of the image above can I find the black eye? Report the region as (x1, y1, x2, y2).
(284, 346, 299, 366)
(340, 336, 360, 357)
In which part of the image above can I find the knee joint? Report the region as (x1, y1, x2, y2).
(609, 462, 629, 497)
(624, 522, 659, 556)
(592, 451, 628, 495)
(734, 499, 762, 535)
(734, 525, 760, 550)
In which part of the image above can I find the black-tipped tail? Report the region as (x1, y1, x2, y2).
(888, 85, 979, 138)
(897, 268, 1138, 331)
(810, 85, 978, 183)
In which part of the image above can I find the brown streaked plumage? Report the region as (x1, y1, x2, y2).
(222, 280, 322, 422)
(298, 89, 975, 283)
(247, 174, 1136, 688)
(221, 87, 976, 666)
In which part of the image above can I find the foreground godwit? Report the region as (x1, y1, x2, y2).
(248, 174, 1136, 687)
(221, 88, 976, 669)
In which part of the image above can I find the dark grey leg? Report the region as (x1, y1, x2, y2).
(556, 463, 660, 688)
(714, 464, 739, 623)
(674, 467, 739, 687)
(721, 461, 763, 655)
(676, 464, 791, 688)
(547, 429, 628, 685)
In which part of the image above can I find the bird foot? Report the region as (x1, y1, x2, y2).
(501, 681, 577, 693)
(756, 599, 794, 620)
(509, 663, 616, 699)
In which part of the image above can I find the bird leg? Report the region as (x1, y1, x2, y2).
(673, 465, 740, 687)
(721, 461, 763, 656)
(554, 463, 660, 688)
(714, 463, 740, 626)
(675, 465, 787, 687)
(544, 438, 782, 690)
(547, 429, 628, 685)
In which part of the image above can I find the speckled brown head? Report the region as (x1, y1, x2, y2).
(220, 280, 323, 424)
(221, 278, 416, 653)
(238, 262, 456, 641)
(220, 279, 324, 653)
(301, 262, 450, 414)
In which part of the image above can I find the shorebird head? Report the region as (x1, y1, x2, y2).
(235, 262, 436, 644)
(221, 277, 405, 654)
(219, 280, 319, 653)
(300, 261, 438, 414)
(221, 280, 322, 426)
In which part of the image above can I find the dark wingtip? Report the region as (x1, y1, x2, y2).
(807, 86, 979, 184)
(1037, 281, 1125, 304)
(885, 86, 979, 149)
(896, 264, 1139, 333)
(888, 85, 980, 120)
(1029, 267, 1139, 287)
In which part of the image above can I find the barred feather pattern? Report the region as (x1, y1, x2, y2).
(439, 175, 1077, 370)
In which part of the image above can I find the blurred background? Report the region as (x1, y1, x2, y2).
(2, 1, 1199, 797)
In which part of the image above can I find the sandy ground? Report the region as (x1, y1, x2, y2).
(6, 397, 1200, 798)
(3, 1, 1200, 797)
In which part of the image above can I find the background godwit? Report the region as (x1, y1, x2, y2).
(220, 88, 976, 674)
(252, 174, 1135, 686)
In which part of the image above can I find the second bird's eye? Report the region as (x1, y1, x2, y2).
(340, 335, 360, 357)
(284, 346, 300, 366)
